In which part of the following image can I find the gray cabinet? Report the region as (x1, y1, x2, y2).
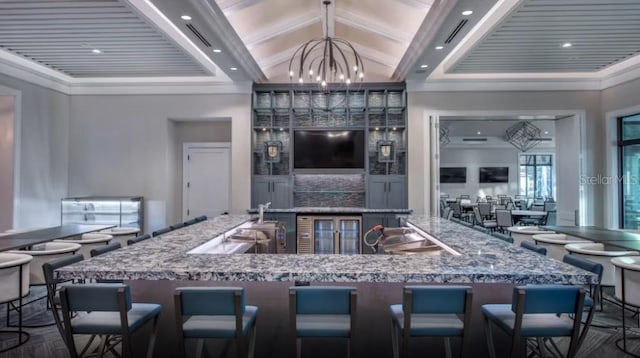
(252, 176, 291, 209)
(368, 175, 406, 209)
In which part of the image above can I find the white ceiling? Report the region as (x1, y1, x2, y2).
(0, 0, 639, 92)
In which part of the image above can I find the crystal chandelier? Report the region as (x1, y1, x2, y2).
(505, 121, 542, 152)
(288, 0, 364, 88)
(439, 125, 450, 146)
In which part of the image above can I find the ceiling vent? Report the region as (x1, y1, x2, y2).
(462, 138, 487, 142)
(444, 19, 468, 44)
(185, 24, 211, 47)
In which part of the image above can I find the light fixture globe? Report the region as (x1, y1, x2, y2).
(288, 0, 364, 88)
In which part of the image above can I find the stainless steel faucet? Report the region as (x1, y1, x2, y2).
(258, 202, 271, 224)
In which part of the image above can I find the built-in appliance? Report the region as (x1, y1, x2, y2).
(296, 215, 362, 254)
(293, 130, 365, 169)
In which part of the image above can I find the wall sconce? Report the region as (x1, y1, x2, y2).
(377, 140, 395, 163)
(264, 141, 282, 163)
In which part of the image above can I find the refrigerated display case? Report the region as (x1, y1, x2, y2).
(61, 196, 143, 232)
(296, 215, 361, 254)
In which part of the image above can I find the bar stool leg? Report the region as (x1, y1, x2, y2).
(484, 318, 497, 358)
(390, 320, 399, 358)
(195, 339, 204, 358)
(296, 338, 301, 358)
(443, 337, 452, 358)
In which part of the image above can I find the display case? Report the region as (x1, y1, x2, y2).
(61, 196, 143, 231)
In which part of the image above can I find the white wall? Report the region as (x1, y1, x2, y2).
(440, 147, 522, 200)
(0, 74, 70, 230)
(68, 94, 250, 232)
(0, 96, 14, 231)
(407, 90, 602, 225)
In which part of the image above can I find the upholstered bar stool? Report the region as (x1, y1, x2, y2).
(611, 256, 640, 357)
(532, 234, 591, 261)
(9, 242, 82, 285)
(565, 243, 639, 289)
(174, 287, 258, 358)
(57, 233, 113, 259)
(289, 286, 357, 358)
(100, 227, 140, 247)
(506, 226, 553, 247)
(389, 285, 473, 358)
(0, 252, 32, 353)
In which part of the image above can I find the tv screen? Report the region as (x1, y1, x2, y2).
(294, 130, 365, 169)
(440, 167, 466, 183)
(479, 167, 509, 183)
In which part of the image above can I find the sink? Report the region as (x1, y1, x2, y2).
(376, 225, 461, 256)
(188, 220, 286, 255)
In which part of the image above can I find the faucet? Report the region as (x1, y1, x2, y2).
(258, 202, 271, 224)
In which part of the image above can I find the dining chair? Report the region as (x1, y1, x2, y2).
(389, 286, 473, 358)
(174, 287, 258, 358)
(495, 210, 513, 233)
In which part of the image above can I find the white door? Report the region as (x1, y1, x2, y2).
(183, 143, 230, 220)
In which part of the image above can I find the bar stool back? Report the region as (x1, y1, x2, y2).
(289, 286, 357, 358)
(389, 285, 473, 358)
(174, 287, 258, 358)
(564, 243, 639, 286)
(9, 242, 81, 285)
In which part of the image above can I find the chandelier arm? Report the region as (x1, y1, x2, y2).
(289, 39, 317, 76)
(331, 42, 351, 79)
(322, 37, 330, 82)
(333, 38, 365, 76)
(299, 40, 323, 78)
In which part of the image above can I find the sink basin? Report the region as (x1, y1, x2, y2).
(376, 225, 460, 256)
(228, 229, 270, 243)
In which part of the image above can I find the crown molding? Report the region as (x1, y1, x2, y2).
(67, 80, 252, 95)
(407, 78, 603, 92)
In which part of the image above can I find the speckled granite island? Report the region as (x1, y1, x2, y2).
(55, 214, 596, 358)
(56, 214, 593, 284)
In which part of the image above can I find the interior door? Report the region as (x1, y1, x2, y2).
(183, 144, 230, 220)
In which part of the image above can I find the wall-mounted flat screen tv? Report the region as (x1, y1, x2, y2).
(479, 167, 509, 183)
(294, 130, 365, 169)
(440, 167, 467, 183)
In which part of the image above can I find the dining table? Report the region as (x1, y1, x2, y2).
(0, 224, 114, 252)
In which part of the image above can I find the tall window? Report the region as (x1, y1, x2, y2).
(519, 154, 554, 199)
(619, 113, 640, 229)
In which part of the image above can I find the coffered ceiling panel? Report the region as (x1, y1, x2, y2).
(0, 0, 210, 77)
(451, 0, 640, 73)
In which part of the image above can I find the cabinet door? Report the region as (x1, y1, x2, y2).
(270, 177, 291, 209)
(367, 176, 388, 209)
(252, 177, 272, 208)
(338, 218, 360, 254)
(386, 176, 407, 209)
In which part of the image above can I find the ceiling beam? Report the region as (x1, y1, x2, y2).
(395, 0, 433, 11)
(244, 10, 320, 49)
(217, 0, 262, 16)
(334, 8, 413, 44)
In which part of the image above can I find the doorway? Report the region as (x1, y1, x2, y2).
(182, 142, 231, 221)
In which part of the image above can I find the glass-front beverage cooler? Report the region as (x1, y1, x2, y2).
(61, 196, 143, 231)
(297, 215, 361, 254)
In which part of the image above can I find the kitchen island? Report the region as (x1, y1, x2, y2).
(55, 214, 596, 358)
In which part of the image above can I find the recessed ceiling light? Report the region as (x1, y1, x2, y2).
(181, 15, 192, 21)
(462, 10, 473, 16)
(476, 131, 482, 135)
(91, 48, 102, 54)
(562, 42, 572, 48)
(544, 131, 549, 135)
(230, 67, 238, 71)
(420, 64, 428, 68)
(212, 48, 222, 53)
(435, 46, 444, 50)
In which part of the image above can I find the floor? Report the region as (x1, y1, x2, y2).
(1, 287, 640, 357)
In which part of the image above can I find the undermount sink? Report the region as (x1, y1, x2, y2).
(376, 224, 461, 256)
(188, 220, 285, 255)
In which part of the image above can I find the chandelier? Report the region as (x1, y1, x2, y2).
(505, 121, 542, 152)
(439, 125, 450, 146)
(288, 0, 364, 88)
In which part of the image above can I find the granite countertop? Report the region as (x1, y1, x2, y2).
(56, 214, 595, 284)
(246, 207, 413, 214)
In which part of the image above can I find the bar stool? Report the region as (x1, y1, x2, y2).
(564, 243, 639, 290)
(520, 241, 547, 256)
(0, 252, 32, 353)
(152, 227, 172, 237)
(100, 227, 140, 247)
(389, 285, 473, 358)
(90, 242, 122, 258)
(611, 256, 640, 357)
(57, 233, 113, 259)
(174, 287, 258, 358)
(127, 234, 151, 245)
(9, 242, 82, 285)
(289, 286, 357, 358)
(506, 226, 553, 247)
(532, 234, 591, 261)
(59, 283, 162, 358)
(482, 285, 585, 358)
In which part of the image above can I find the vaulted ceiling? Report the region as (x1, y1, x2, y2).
(0, 0, 639, 91)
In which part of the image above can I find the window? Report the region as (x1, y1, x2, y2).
(519, 154, 554, 199)
(618, 113, 640, 229)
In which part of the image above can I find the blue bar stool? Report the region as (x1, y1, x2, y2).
(289, 286, 357, 358)
(482, 285, 585, 358)
(520, 241, 547, 256)
(174, 287, 258, 358)
(59, 283, 162, 358)
(389, 285, 473, 358)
